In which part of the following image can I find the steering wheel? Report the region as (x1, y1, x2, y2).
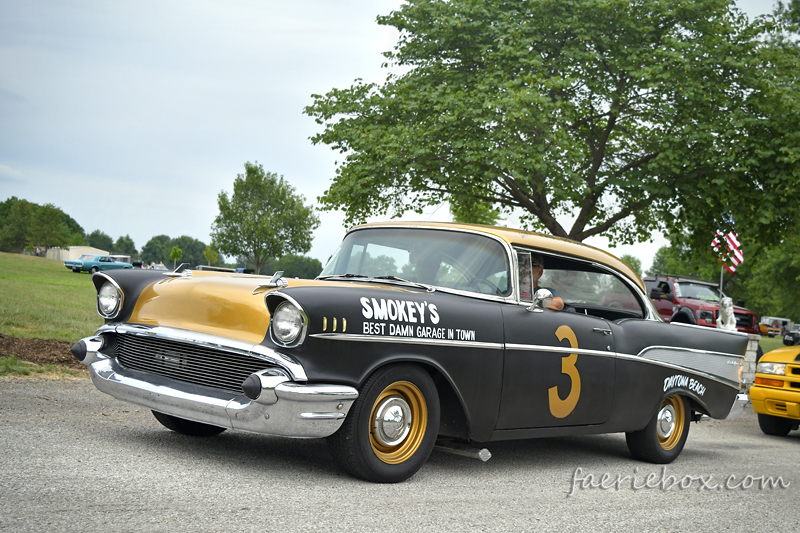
(470, 277, 502, 295)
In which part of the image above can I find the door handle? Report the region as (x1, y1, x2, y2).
(592, 328, 612, 336)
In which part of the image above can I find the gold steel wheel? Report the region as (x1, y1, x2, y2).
(657, 395, 686, 451)
(369, 381, 428, 464)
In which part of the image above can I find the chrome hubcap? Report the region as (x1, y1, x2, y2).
(372, 395, 412, 446)
(657, 405, 676, 439)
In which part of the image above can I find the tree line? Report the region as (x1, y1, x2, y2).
(0, 193, 323, 279)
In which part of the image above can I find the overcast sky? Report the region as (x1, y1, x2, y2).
(0, 0, 776, 271)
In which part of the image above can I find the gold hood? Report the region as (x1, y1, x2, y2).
(127, 273, 331, 344)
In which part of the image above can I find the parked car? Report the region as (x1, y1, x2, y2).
(643, 275, 759, 335)
(758, 316, 793, 338)
(72, 222, 749, 482)
(64, 254, 133, 274)
(749, 335, 800, 436)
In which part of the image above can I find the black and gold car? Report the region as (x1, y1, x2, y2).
(72, 222, 749, 482)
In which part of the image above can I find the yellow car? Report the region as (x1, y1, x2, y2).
(750, 344, 800, 436)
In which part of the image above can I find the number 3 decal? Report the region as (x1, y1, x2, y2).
(549, 325, 581, 418)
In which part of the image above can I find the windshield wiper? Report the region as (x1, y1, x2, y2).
(373, 276, 436, 293)
(316, 274, 369, 280)
(317, 274, 436, 293)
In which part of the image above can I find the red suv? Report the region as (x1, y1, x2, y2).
(643, 275, 759, 335)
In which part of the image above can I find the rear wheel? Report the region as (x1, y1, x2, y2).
(757, 413, 794, 436)
(328, 364, 440, 483)
(90, 266, 99, 274)
(151, 411, 227, 436)
(626, 394, 690, 463)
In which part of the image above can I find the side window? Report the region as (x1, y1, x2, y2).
(525, 251, 645, 320)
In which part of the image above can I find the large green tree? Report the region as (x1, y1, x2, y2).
(0, 198, 85, 252)
(305, 0, 800, 247)
(87, 230, 113, 252)
(0, 198, 32, 253)
(28, 203, 73, 250)
(113, 235, 137, 257)
(211, 162, 320, 275)
(140, 235, 171, 265)
(140, 234, 209, 268)
(263, 254, 324, 279)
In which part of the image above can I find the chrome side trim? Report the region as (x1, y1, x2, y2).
(309, 332, 504, 350)
(97, 324, 308, 381)
(615, 352, 741, 389)
(669, 322, 750, 336)
(505, 343, 615, 358)
(637, 345, 744, 385)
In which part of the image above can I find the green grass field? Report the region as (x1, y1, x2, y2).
(759, 335, 786, 355)
(0, 252, 103, 342)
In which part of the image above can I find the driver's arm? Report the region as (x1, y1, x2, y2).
(548, 296, 565, 311)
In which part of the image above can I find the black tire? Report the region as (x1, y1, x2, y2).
(757, 413, 794, 436)
(72, 269, 80, 273)
(90, 266, 99, 274)
(756, 345, 764, 363)
(626, 394, 690, 464)
(151, 411, 227, 437)
(328, 364, 440, 483)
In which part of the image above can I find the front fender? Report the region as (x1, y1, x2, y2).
(670, 307, 697, 325)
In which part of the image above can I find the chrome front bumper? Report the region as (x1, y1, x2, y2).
(79, 337, 358, 438)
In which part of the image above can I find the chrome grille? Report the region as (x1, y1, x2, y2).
(101, 332, 277, 393)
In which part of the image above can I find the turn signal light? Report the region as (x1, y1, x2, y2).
(755, 377, 785, 388)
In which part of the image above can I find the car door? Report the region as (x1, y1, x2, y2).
(496, 304, 616, 429)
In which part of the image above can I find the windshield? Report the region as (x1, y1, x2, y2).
(674, 282, 721, 302)
(320, 228, 511, 296)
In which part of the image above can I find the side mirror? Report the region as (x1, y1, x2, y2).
(649, 288, 667, 299)
(737, 300, 745, 307)
(784, 333, 799, 346)
(527, 288, 554, 313)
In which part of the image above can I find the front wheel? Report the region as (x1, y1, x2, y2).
(626, 394, 690, 464)
(328, 364, 440, 483)
(89, 266, 99, 274)
(151, 411, 227, 436)
(757, 413, 794, 436)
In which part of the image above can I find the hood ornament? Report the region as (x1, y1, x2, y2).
(163, 263, 192, 278)
(253, 271, 288, 294)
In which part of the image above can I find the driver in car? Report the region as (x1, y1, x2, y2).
(531, 253, 565, 311)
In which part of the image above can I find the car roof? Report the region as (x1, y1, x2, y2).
(350, 221, 645, 291)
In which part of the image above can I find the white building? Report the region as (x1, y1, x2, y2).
(45, 246, 109, 261)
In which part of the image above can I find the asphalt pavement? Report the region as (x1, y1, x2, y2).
(1, 377, 797, 532)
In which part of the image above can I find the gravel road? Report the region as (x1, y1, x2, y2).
(1, 377, 797, 532)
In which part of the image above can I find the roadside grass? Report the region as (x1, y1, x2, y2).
(0, 355, 82, 378)
(0, 252, 103, 342)
(760, 335, 786, 355)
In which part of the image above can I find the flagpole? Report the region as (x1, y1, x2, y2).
(719, 265, 724, 298)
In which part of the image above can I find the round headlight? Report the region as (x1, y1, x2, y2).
(98, 282, 121, 317)
(272, 301, 306, 345)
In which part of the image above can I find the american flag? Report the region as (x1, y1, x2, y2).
(710, 214, 743, 274)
